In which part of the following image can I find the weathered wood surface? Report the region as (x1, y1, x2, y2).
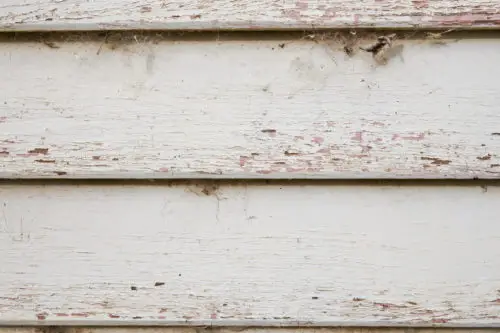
(0, 183, 499, 324)
(1, 0, 500, 31)
(1, 35, 500, 179)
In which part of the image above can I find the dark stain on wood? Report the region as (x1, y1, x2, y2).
(35, 159, 56, 163)
(421, 157, 451, 165)
(28, 148, 49, 155)
(477, 154, 492, 161)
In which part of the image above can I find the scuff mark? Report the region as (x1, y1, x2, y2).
(35, 159, 56, 163)
(374, 302, 407, 309)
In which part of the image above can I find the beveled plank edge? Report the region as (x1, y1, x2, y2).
(0, 320, 499, 328)
(0, 171, 498, 180)
(1, 21, 500, 32)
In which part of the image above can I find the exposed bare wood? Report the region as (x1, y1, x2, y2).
(1, 35, 500, 179)
(0, 183, 499, 324)
(0, 0, 499, 31)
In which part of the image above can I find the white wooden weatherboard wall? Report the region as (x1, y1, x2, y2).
(1, 0, 500, 329)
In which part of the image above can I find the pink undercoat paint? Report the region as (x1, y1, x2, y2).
(312, 137, 324, 144)
(351, 131, 363, 142)
(240, 156, 249, 167)
(412, 0, 428, 9)
(392, 133, 425, 141)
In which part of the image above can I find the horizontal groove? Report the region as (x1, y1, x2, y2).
(0, 320, 500, 329)
(1, 29, 500, 43)
(0, 178, 499, 187)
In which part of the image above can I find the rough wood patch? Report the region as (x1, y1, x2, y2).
(0, 183, 499, 324)
(0, 0, 499, 31)
(1, 35, 500, 179)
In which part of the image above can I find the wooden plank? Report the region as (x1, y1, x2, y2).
(1, 0, 500, 31)
(1, 34, 500, 179)
(0, 182, 499, 324)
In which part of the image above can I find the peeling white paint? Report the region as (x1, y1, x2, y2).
(0, 183, 499, 323)
(1, 37, 500, 179)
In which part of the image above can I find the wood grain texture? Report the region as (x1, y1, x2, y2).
(1, 0, 500, 31)
(1, 36, 500, 179)
(0, 183, 499, 324)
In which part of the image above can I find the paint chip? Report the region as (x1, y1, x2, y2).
(154, 282, 165, 287)
(28, 148, 49, 155)
(131, 286, 138, 291)
(477, 154, 492, 161)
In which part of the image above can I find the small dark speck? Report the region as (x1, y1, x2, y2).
(178, 273, 182, 277)
(278, 43, 285, 48)
(222, 303, 228, 306)
(261, 129, 277, 134)
(492, 133, 500, 136)
(132, 316, 143, 319)
(353, 297, 365, 301)
(481, 144, 486, 147)
(312, 296, 319, 300)
(45, 18, 53, 21)
(130, 286, 137, 291)
(53, 171, 67, 176)
(154, 282, 165, 287)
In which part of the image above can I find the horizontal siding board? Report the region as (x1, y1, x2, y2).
(0, 183, 499, 324)
(0, 0, 500, 31)
(1, 36, 500, 179)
